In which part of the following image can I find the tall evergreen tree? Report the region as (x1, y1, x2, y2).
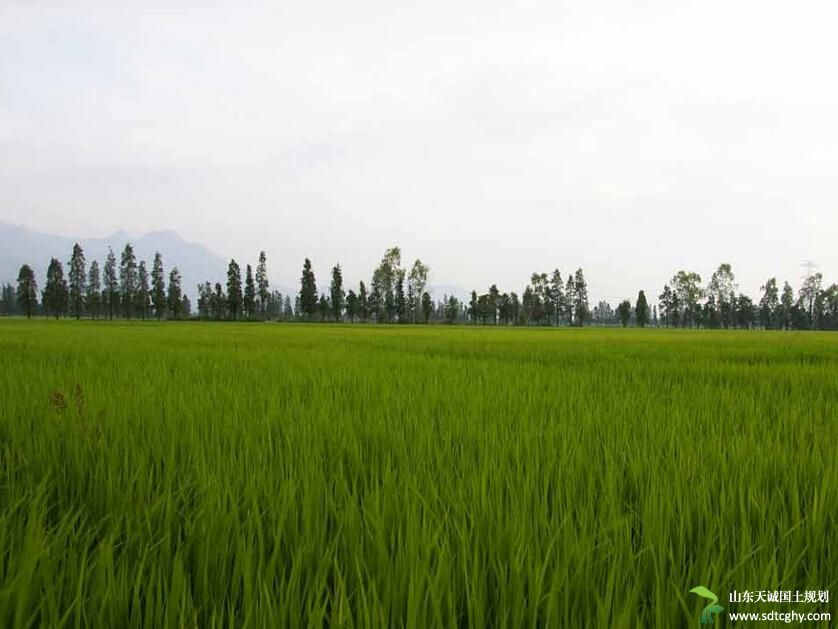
(226, 259, 243, 320)
(119, 244, 138, 320)
(42, 258, 68, 319)
(256, 251, 269, 319)
(16, 264, 38, 319)
(421, 291, 433, 323)
(565, 275, 576, 324)
(212, 283, 227, 320)
(103, 247, 118, 320)
(550, 269, 564, 325)
(330, 264, 345, 322)
(617, 300, 632, 327)
(299, 258, 317, 321)
(346, 290, 358, 322)
(135, 261, 150, 320)
(86, 260, 101, 319)
(1, 284, 17, 316)
(167, 267, 183, 319)
(572, 268, 589, 326)
(151, 252, 166, 320)
(243, 264, 256, 320)
(635, 290, 650, 328)
(67, 243, 86, 320)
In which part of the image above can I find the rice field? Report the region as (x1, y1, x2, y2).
(0, 320, 836, 628)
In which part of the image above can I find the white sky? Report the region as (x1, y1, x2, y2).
(2, 0, 836, 302)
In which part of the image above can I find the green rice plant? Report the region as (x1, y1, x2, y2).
(0, 320, 835, 627)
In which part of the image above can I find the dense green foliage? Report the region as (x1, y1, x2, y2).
(0, 321, 836, 627)
(6, 240, 838, 329)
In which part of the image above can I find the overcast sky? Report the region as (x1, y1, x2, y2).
(2, 0, 836, 302)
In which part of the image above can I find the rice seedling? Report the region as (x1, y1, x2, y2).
(0, 320, 835, 627)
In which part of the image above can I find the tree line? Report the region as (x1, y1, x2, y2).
(463, 269, 593, 327)
(5, 244, 189, 320)
(2, 243, 837, 330)
(655, 264, 838, 330)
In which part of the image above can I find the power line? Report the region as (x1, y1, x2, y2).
(800, 260, 819, 280)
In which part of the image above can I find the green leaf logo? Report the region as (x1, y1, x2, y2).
(690, 586, 724, 625)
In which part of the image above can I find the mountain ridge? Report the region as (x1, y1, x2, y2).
(1, 223, 469, 303)
(0, 222, 227, 299)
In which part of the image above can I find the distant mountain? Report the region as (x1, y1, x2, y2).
(0, 223, 227, 299)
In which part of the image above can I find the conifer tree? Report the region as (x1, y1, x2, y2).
(42, 257, 68, 319)
(572, 268, 589, 326)
(167, 267, 183, 319)
(103, 247, 118, 320)
(421, 291, 433, 323)
(213, 283, 226, 320)
(119, 244, 138, 320)
(244, 264, 256, 320)
(67, 243, 86, 320)
(226, 259, 243, 319)
(256, 251, 269, 319)
(136, 261, 150, 320)
(550, 269, 564, 325)
(16, 264, 38, 319)
(299, 258, 317, 321)
(151, 252, 166, 320)
(1, 284, 17, 316)
(565, 274, 576, 324)
(330, 264, 345, 322)
(86, 261, 101, 319)
(635, 290, 650, 328)
(617, 300, 632, 327)
(346, 289, 358, 322)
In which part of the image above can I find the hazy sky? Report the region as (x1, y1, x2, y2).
(2, 0, 836, 302)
